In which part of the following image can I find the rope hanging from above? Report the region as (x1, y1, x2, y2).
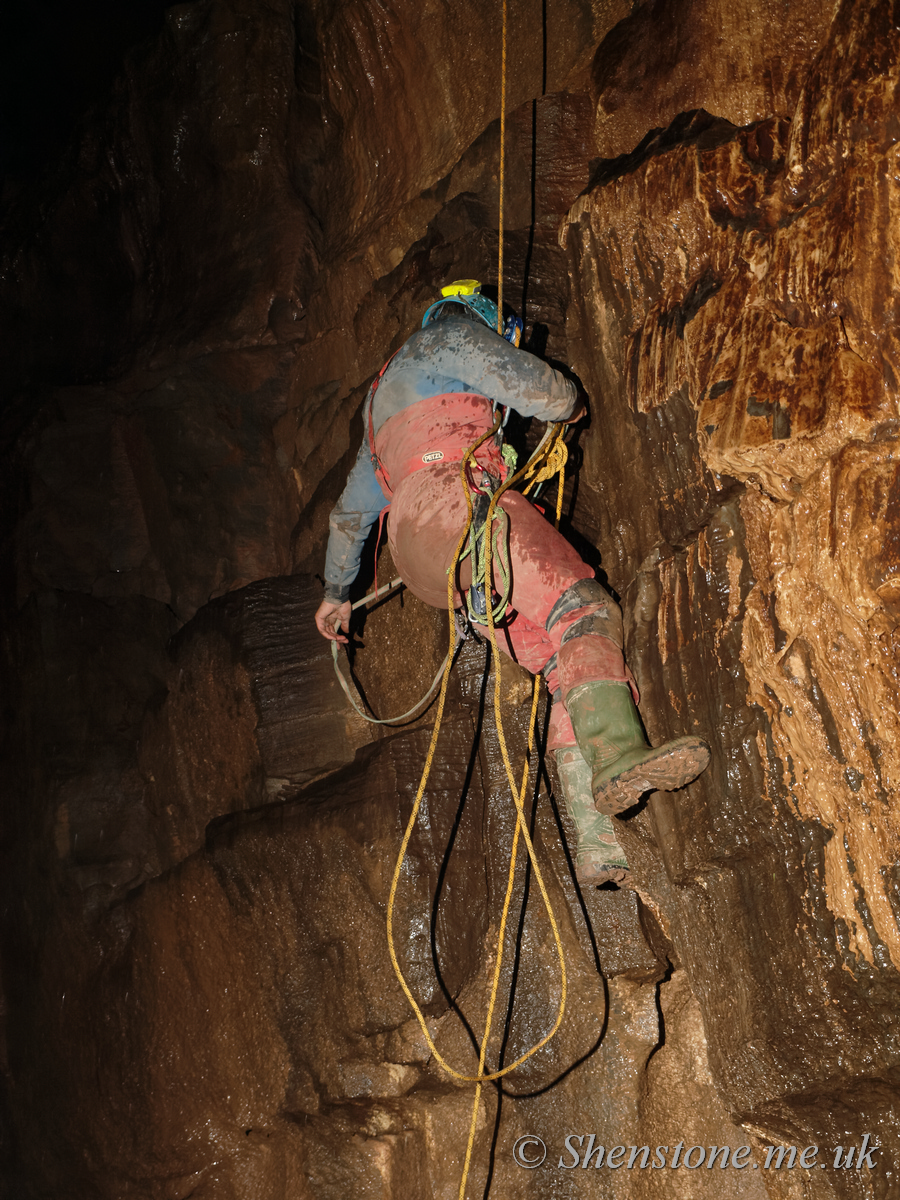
(497, 0, 507, 335)
(385, 7, 578, 1189)
(383, 422, 571, 1200)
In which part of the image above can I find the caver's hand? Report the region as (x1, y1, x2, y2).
(563, 397, 587, 425)
(315, 598, 352, 643)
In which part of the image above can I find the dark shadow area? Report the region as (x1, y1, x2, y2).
(519, 0, 547, 329)
(429, 637, 492, 1049)
(482, 709, 611, 1196)
(1, 0, 190, 187)
(585, 108, 741, 194)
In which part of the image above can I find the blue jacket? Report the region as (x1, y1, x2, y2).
(323, 316, 578, 601)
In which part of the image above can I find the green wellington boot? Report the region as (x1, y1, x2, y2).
(554, 746, 631, 887)
(566, 681, 710, 816)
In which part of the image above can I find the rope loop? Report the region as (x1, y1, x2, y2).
(331, 636, 454, 725)
(523, 423, 569, 529)
(384, 421, 571, 1122)
(524, 431, 568, 490)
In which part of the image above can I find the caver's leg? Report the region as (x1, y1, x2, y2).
(389, 476, 708, 822)
(543, 693, 630, 888)
(493, 498, 710, 817)
(550, 587, 710, 816)
(491, 588, 632, 890)
(554, 748, 631, 886)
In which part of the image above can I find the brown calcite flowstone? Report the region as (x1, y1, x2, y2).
(562, 0, 900, 1173)
(10, 704, 674, 1199)
(590, 0, 831, 159)
(135, 574, 382, 871)
(0, 0, 622, 398)
(315, 0, 629, 253)
(17, 349, 301, 621)
(5, 590, 178, 900)
(7, 576, 377, 911)
(0, 0, 320, 392)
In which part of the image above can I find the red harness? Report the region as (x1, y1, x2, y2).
(365, 359, 505, 596)
(366, 355, 398, 498)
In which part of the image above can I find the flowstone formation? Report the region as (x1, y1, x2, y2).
(1, 1, 898, 1198)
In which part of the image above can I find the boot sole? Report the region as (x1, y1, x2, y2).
(593, 738, 710, 815)
(577, 864, 632, 888)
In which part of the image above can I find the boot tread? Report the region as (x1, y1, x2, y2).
(593, 737, 710, 815)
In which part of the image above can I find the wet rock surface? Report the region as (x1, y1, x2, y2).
(562, 0, 900, 1185)
(2, 0, 898, 1197)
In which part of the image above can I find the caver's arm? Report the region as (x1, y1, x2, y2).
(322, 435, 387, 605)
(374, 319, 579, 428)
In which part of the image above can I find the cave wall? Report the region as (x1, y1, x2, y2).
(2, 0, 898, 1197)
(562, 0, 900, 1155)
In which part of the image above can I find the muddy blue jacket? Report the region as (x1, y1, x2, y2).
(323, 316, 578, 602)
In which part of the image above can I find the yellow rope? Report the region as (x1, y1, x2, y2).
(383, 424, 569, 1196)
(386, 425, 562, 1076)
(386, 0, 573, 1176)
(456, 434, 571, 1196)
(480, 453, 570, 1027)
(497, 0, 507, 335)
(523, 429, 568, 528)
(459, 674, 540, 1198)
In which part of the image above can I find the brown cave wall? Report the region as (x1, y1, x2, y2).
(2, 0, 897, 1197)
(562, 0, 900, 1171)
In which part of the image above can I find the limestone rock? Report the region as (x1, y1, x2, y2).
(591, 0, 831, 158)
(563, 0, 900, 1176)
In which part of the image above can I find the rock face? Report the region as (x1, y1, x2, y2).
(1, 1, 898, 1198)
(562, 0, 900, 1166)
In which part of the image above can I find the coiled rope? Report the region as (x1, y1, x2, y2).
(332, 642, 453, 725)
(332, 606, 455, 726)
(524, 431, 568, 528)
(457, 501, 512, 626)
(384, 417, 570, 1199)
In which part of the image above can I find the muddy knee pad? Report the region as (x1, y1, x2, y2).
(545, 578, 624, 647)
(548, 580, 639, 703)
(558, 636, 630, 697)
